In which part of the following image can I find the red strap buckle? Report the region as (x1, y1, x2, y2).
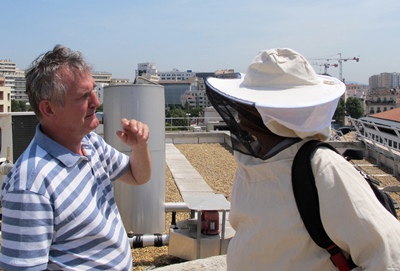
(327, 244, 351, 271)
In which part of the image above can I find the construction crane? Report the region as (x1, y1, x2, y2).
(309, 53, 359, 82)
(311, 62, 338, 75)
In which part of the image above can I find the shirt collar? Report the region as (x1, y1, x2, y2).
(34, 124, 89, 167)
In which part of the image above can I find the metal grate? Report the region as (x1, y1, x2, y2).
(12, 115, 39, 162)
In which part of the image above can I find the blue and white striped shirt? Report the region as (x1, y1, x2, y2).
(0, 125, 132, 271)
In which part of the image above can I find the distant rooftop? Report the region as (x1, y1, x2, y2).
(158, 79, 193, 84)
(370, 108, 400, 123)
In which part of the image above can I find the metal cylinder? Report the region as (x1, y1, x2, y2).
(103, 84, 165, 233)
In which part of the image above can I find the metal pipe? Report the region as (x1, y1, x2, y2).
(196, 210, 201, 259)
(220, 210, 226, 255)
(128, 232, 169, 248)
(164, 202, 190, 212)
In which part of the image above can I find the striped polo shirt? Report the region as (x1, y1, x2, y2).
(0, 125, 132, 271)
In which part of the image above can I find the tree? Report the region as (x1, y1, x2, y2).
(333, 98, 346, 126)
(11, 100, 31, 112)
(345, 97, 364, 119)
(11, 100, 21, 112)
(166, 107, 187, 129)
(19, 101, 28, 111)
(189, 107, 203, 117)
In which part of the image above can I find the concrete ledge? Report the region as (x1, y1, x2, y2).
(328, 141, 365, 154)
(165, 144, 216, 199)
(152, 255, 227, 271)
(165, 132, 231, 147)
(328, 140, 364, 150)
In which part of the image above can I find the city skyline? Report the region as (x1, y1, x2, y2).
(1, 0, 399, 85)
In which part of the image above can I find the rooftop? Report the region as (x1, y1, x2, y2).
(370, 108, 400, 123)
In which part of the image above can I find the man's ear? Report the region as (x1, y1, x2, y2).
(38, 100, 55, 119)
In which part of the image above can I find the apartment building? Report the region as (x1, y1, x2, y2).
(110, 78, 129, 85)
(92, 71, 112, 84)
(0, 60, 28, 102)
(179, 77, 210, 108)
(0, 76, 12, 112)
(369, 72, 400, 89)
(136, 62, 196, 81)
(136, 62, 207, 108)
(365, 88, 398, 115)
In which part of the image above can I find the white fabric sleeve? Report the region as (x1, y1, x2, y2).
(312, 147, 400, 270)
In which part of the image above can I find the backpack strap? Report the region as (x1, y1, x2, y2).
(364, 176, 398, 219)
(292, 140, 355, 271)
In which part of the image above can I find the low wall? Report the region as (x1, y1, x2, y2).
(165, 131, 232, 148)
(165, 132, 364, 154)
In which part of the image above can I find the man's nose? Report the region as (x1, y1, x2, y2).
(90, 91, 101, 108)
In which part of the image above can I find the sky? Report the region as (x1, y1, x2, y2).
(2, 0, 399, 85)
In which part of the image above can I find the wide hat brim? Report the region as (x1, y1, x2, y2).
(206, 73, 345, 108)
(207, 74, 345, 134)
(206, 48, 347, 135)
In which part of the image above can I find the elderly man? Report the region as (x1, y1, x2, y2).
(0, 44, 152, 270)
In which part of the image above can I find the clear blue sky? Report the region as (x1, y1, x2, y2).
(2, 0, 399, 85)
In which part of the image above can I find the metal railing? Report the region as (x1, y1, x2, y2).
(347, 117, 400, 176)
(165, 117, 226, 132)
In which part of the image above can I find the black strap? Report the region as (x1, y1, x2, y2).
(292, 140, 356, 271)
(365, 177, 398, 219)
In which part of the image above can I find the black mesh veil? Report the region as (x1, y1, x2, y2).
(205, 74, 300, 160)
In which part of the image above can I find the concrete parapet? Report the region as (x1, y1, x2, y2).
(165, 132, 231, 147)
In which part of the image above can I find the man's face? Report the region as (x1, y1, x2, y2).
(237, 104, 264, 135)
(236, 104, 285, 158)
(52, 69, 101, 138)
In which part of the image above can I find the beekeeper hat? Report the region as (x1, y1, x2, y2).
(206, 48, 345, 138)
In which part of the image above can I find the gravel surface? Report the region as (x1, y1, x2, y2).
(174, 143, 236, 201)
(132, 143, 400, 271)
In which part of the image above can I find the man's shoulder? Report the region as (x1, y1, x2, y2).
(4, 142, 55, 193)
(310, 143, 363, 183)
(312, 144, 346, 164)
(13, 139, 51, 167)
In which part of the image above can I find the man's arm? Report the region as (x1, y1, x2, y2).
(116, 118, 152, 185)
(314, 148, 400, 270)
(0, 191, 52, 271)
